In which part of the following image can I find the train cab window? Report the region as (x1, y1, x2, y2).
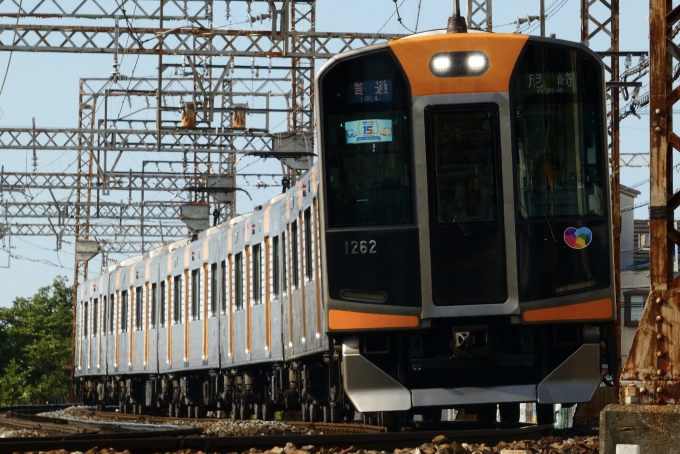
(135, 286, 143, 331)
(121, 291, 128, 333)
(282, 232, 288, 293)
(304, 208, 313, 280)
(151, 283, 157, 328)
(93, 298, 98, 336)
(291, 222, 299, 289)
(83, 301, 89, 338)
(320, 50, 413, 228)
(160, 281, 166, 327)
(253, 244, 262, 304)
(109, 294, 115, 334)
(211, 263, 218, 316)
(173, 275, 182, 324)
(429, 107, 498, 223)
(235, 253, 244, 310)
(191, 269, 200, 320)
(220, 261, 227, 314)
(513, 43, 606, 219)
(272, 236, 280, 297)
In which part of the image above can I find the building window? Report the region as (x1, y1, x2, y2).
(93, 298, 98, 336)
(304, 208, 313, 280)
(273, 236, 280, 297)
(151, 284, 157, 329)
(121, 291, 128, 333)
(160, 281, 166, 327)
(191, 269, 200, 320)
(173, 275, 182, 324)
(291, 221, 299, 289)
(639, 234, 651, 250)
(253, 244, 262, 304)
(211, 263, 218, 317)
(220, 261, 227, 314)
(135, 286, 143, 331)
(235, 252, 244, 310)
(625, 292, 647, 327)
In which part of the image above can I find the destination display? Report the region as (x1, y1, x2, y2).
(345, 119, 393, 144)
(349, 80, 392, 103)
(523, 71, 577, 95)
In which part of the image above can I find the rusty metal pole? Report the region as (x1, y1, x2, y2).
(620, 0, 679, 405)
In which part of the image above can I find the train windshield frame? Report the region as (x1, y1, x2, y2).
(512, 43, 607, 220)
(319, 50, 414, 229)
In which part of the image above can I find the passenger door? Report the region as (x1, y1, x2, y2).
(425, 105, 507, 306)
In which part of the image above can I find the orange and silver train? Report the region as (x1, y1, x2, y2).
(75, 25, 615, 426)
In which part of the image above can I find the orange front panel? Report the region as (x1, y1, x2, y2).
(388, 34, 529, 96)
(329, 309, 419, 330)
(522, 298, 614, 322)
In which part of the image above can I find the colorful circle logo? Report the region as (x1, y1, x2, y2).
(564, 227, 593, 249)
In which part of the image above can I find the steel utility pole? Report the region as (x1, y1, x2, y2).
(581, 0, 621, 387)
(540, 0, 546, 37)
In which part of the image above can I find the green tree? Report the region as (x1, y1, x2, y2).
(0, 277, 73, 404)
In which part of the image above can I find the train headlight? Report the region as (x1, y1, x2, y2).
(429, 51, 488, 77)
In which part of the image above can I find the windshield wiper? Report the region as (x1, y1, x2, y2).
(539, 202, 557, 243)
(453, 215, 472, 236)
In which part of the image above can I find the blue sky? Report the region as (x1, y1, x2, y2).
(0, 0, 654, 306)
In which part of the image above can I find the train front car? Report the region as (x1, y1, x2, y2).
(317, 31, 614, 423)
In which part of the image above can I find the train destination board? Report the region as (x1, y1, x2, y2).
(523, 71, 578, 95)
(345, 119, 393, 144)
(350, 80, 392, 103)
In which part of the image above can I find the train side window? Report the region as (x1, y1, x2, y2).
(159, 281, 166, 327)
(272, 236, 280, 297)
(121, 291, 128, 333)
(253, 244, 262, 305)
(84, 300, 89, 338)
(210, 263, 218, 317)
(235, 252, 244, 310)
(173, 275, 182, 324)
(282, 232, 288, 293)
(191, 269, 200, 320)
(150, 283, 157, 329)
(109, 294, 115, 334)
(102, 296, 107, 336)
(135, 286, 143, 330)
(220, 260, 227, 314)
(93, 298, 98, 336)
(304, 208, 313, 280)
(291, 221, 299, 289)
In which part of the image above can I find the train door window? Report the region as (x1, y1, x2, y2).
(102, 296, 107, 335)
(135, 286, 143, 330)
(93, 298, 98, 336)
(173, 275, 182, 324)
(121, 291, 128, 333)
(220, 260, 227, 314)
(272, 236, 280, 297)
(291, 221, 299, 289)
(282, 232, 288, 293)
(253, 244, 262, 304)
(191, 269, 200, 320)
(235, 253, 244, 310)
(160, 281, 166, 327)
(211, 263, 218, 316)
(109, 294, 115, 334)
(304, 208, 313, 280)
(84, 301, 89, 338)
(151, 283, 157, 328)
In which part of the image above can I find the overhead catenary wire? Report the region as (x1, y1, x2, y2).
(0, 0, 23, 101)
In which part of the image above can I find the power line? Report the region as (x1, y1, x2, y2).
(0, 0, 24, 100)
(393, 0, 416, 34)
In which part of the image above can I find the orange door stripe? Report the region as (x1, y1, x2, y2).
(329, 309, 419, 330)
(522, 298, 613, 322)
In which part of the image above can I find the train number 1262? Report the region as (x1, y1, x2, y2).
(345, 240, 377, 255)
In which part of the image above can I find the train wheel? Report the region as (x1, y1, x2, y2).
(536, 404, 554, 425)
(499, 403, 520, 423)
(309, 403, 321, 422)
